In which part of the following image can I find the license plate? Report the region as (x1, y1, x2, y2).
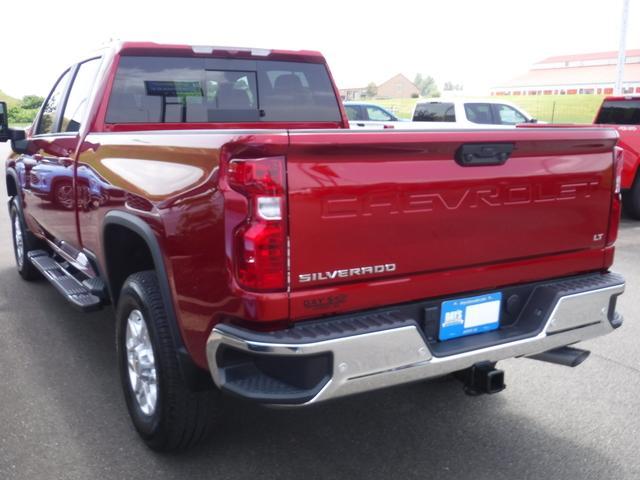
(439, 292, 502, 341)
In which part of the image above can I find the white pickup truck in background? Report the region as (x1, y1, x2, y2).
(346, 98, 539, 129)
(412, 98, 540, 128)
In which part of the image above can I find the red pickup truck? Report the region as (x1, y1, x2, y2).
(0, 42, 626, 452)
(593, 96, 640, 217)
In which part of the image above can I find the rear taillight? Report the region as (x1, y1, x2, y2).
(606, 146, 624, 246)
(613, 146, 624, 195)
(228, 157, 287, 291)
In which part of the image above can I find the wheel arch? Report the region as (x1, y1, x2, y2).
(6, 168, 19, 198)
(102, 210, 211, 390)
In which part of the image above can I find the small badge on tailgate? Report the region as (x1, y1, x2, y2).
(439, 292, 502, 341)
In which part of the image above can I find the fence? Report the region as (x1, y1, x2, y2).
(519, 100, 600, 124)
(372, 95, 604, 124)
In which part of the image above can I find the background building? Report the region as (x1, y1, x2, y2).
(340, 74, 420, 100)
(491, 50, 640, 96)
(376, 74, 420, 99)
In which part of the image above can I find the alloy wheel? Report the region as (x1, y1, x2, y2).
(125, 309, 158, 416)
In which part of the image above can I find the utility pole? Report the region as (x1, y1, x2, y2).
(614, 0, 630, 95)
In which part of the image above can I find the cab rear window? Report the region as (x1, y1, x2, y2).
(413, 102, 455, 122)
(106, 56, 341, 123)
(595, 100, 640, 125)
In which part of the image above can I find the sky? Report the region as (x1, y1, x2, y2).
(1, 0, 638, 98)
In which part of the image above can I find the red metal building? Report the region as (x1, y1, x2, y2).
(492, 50, 640, 96)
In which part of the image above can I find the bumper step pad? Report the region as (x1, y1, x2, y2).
(28, 250, 102, 312)
(223, 311, 414, 344)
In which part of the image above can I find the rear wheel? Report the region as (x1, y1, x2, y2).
(116, 271, 220, 451)
(623, 174, 640, 219)
(9, 199, 41, 281)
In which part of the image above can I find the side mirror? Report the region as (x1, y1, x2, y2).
(0, 101, 28, 152)
(0, 101, 9, 142)
(528, 118, 538, 124)
(0, 101, 27, 142)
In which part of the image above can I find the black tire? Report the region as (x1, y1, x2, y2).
(9, 199, 41, 281)
(116, 271, 219, 451)
(623, 175, 640, 219)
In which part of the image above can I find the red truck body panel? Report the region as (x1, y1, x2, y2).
(65, 126, 616, 369)
(287, 129, 614, 287)
(286, 129, 616, 320)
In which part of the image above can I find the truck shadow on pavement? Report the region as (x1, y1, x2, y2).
(0, 265, 618, 480)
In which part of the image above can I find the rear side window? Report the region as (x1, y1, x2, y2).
(465, 103, 494, 124)
(61, 58, 102, 132)
(413, 102, 455, 122)
(106, 56, 341, 123)
(595, 100, 640, 125)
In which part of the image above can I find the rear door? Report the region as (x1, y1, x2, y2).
(23, 58, 101, 247)
(286, 129, 615, 292)
(22, 68, 74, 239)
(464, 103, 495, 126)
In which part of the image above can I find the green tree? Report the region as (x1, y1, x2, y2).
(8, 105, 35, 123)
(414, 74, 440, 98)
(365, 82, 378, 99)
(7, 94, 44, 125)
(21, 95, 44, 110)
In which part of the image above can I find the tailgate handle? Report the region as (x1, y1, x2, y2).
(455, 143, 514, 166)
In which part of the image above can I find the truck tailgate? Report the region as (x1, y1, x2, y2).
(286, 128, 617, 304)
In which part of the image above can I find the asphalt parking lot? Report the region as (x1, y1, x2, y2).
(0, 143, 639, 480)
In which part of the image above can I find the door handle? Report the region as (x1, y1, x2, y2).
(455, 143, 514, 166)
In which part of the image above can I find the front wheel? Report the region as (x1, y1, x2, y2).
(116, 271, 220, 451)
(9, 199, 41, 281)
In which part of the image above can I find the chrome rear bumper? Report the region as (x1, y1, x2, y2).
(206, 273, 624, 406)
